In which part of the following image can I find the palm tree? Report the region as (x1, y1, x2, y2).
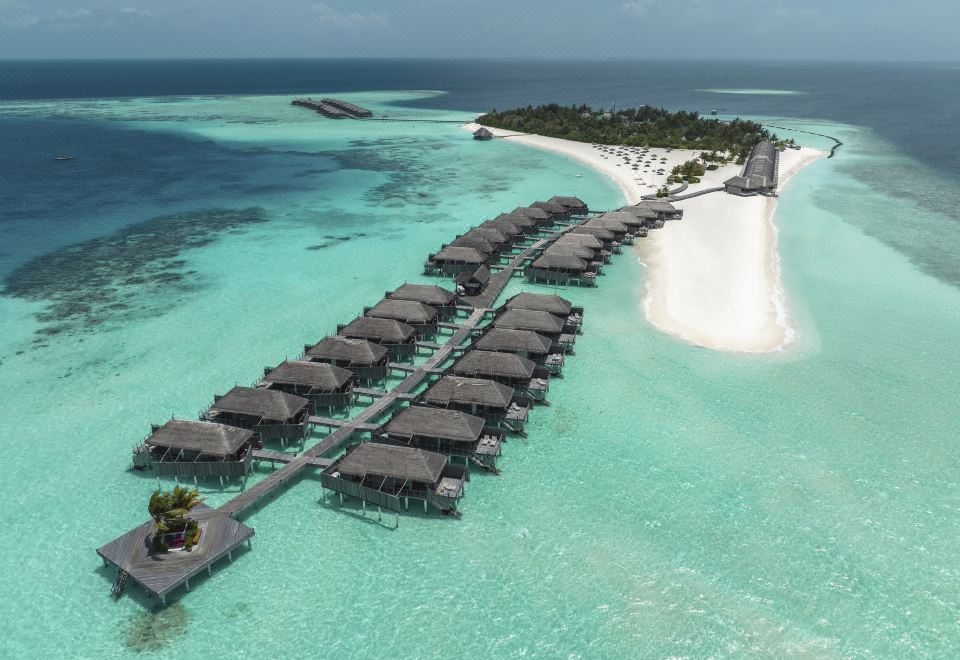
(149, 486, 202, 549)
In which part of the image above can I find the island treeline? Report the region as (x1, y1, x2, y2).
(478, 104, 791, 159)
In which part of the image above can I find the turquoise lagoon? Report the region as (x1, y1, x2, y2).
(1, 93, 959, 657)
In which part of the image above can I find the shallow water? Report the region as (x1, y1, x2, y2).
(2, 88, 960, 658)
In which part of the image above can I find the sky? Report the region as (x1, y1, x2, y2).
(0, 0, 957, 61)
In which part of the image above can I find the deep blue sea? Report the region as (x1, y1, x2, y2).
(1, 60, 959, 658)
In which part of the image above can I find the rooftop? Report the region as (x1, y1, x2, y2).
(452, 350, 537, 379)
(388, 283, 456, 307)
(431, 246, 488, 264)
(367, 299, 438, 324)
(146, 419, 254, 456)
(209, 386, 310, 421)
(474, 328, 553, 354)
(383, 405, 486, 443)
(422, 375, 515, 408)
(340, 316, 416, 342)
(264, 360, 354, 389)
(335, 442, 447, 483)
(306, 336, 388, 365)
(494, 309, 566, 334)
(505, 292, 574, 316)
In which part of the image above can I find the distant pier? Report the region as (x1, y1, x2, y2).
(291, 97, 372, 119)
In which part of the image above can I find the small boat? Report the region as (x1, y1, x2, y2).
(54, 155, 74, 161)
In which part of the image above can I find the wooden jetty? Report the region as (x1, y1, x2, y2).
(99, 200, 640, 605)
(292, 98, 373, 119)
(320, 98, 373, 118)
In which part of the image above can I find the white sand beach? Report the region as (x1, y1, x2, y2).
(465, 123, 823, 352)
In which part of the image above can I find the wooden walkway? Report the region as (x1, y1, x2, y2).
(218, 220, 584, 518)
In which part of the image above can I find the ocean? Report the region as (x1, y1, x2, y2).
(0, 60, 958, 658)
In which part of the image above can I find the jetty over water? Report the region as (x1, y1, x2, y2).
(291, 98, 373, 119)
(97, 183, 668, 606)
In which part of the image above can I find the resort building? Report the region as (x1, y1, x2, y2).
(132, 419, 256, 479)
(202, 386, 313, 444)
(261, 360, 355, 409)
(569, 225, 619, 252)
(473, 326, 562, 368)
(387, 283, 458, 320)
(511, 206, 554, 227)
(547, 196, 589, 215)
(374, 406, 504, 470)
(321, 442, 466, 514)
(421, 375, 533, 434)
(450, 350, 551, 401)
(319, 98, 373, 118)
(303, 336, 389, 384)
(473, 127, 494, 140)
(584, 217, 633, 244)
(492, 308, 577, 352)
(455, 264, 491, 297)
(505, 292, 584, 332)
(526, 250, 597, 287)
(634, 200, 683, 221)
(365, 298, 439, 337)
(449, 234, 500, 258)
(492, 213, 539, 235)
(596, 211, 648, 237)
(479, 219, 525, 243)
(618, 205, 662, 229)
(724, 140, 779, 196)
(424, 246, 489, 276)
(338, 316, 418, 359)
(531, 200, 571, 221)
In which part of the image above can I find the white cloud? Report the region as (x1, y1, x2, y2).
(311, 2, 389, 30)
(120, 7, 154, 19)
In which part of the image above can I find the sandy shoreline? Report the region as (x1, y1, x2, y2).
(465, 123, 823, 353)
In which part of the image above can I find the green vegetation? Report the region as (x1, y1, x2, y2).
(669, 159, 706, 184)
(478, 104, 789, 154)
(149, 486, 203, 552)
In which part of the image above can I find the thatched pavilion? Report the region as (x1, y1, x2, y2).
(202, 386, 313, 444)
(421, 375, 532, 433)
(132, 419, 256, 480)
(338, 316, 418, 359)
(374, 406, 504, 470)
(261, 360, 355, 409)
(304, 336, 389, 383)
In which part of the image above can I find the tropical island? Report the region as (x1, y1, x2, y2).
(477, 104, 794, 161)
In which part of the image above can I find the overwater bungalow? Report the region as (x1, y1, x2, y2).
(338, 316, 418, 359)
(505, 292, 584, 332)
(262, 360, 355, 409)
(511, 206, 554, 227)
(449, 234, 498, 257)
(455, 264, 491, 297)
(619, 204, 662, 229)
(493, 308, 577, 352)
(321, 442, 467, 515)
(387, 283, 458, 320)
(132, 419, 256, 480)
(570, 225, 619, 252)
(547, 195, 589, 215)
(585, 217, 632, 244)
(320, 98, 374, 118)
(303, 336, 389, 384)
(542, 243, 604, 273)
(635, 199, 683, 220)
(374, 406, 504, 470)
(366, 298, 439, 337)
(466, 226, 510, 249)
(424, 246, 489, 276)
(597, 211, 648, 237)
(450, 350, 550, 401)
(479, 219, 525, 243)
(202, 386, 313, 444)
(421, 375, 533, 433)
(474, 326, 565, 374)
(531, 200, 571, 221)
(492, 213, 539, 235)
(473, 126, 494, 140)
(526, 251, 597, 287)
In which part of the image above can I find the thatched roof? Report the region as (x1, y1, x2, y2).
(367, 299, 438, 324)
(492, 213, 537, 229)
(388, 283, 456, 307)
(210, 386, 310, 421)
(505, 292, 573, 316)
(636, 200, 678, 213)
(465, 227, 509, 245)
(422, 376, 514, 408)
(494, 309, 565, 334)
(336, 442, 446, 483)
(480, 219, 522, 237)
(598, 211, 645, 228)
(148, 419, 253, 456)
(511, 206, 551, 222)
(450, 235, 495, 254)
(570, 225, 615, 240)
(544, 244, 595, 259)
(452, 350, 537, 379)
(340, 316, 416, 342)
(556, 233, 604, 250)
(619, 205, 658, 219)
(306, 336, 388, 365)
(531, 201, 568, 216)
(455, 264, 490, 285)
(431, 246, 487, 264)
(473, 127, 494, 138)
(532, 252, 588, 270)
(474, 328, 553, 354)
(547, 196, 588, 212)
(264, 360, 353, 389)
(585, 217, 628, 233)
(384, 406, 485, 443)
